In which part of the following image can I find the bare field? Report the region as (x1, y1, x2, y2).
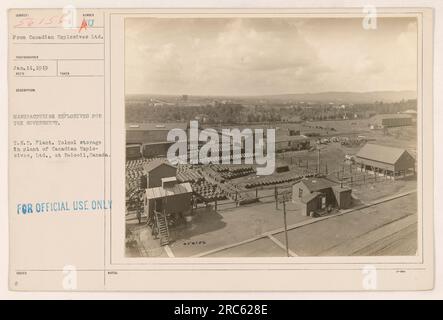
(126, 191, 417, 258)
(169, 201, 309, 257)
(273, 193, 417, 256)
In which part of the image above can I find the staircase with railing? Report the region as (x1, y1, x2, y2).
(155, 211, 170, 246)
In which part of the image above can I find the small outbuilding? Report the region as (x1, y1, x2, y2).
(144, 177, 193, 217)
(144, 177, 193, 246)
(299, 192, 325, 216)
(142, 159, 177, 188)
(292, 177, 353, 216)
(332, 185, 353, 209)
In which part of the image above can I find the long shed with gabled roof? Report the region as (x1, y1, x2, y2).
(369, 114, 413, 128)
(355, 144, 415, 178)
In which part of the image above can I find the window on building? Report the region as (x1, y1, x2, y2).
(299, 188, 303, 198)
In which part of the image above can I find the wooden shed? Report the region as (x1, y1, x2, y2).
(144, 178, 193, 217)
(355, 144, 415, 179)
(292, 177, 353, 216)
(144, 177, 193, 246)
(332, 185, 352, 209)
(143, 159, 177, 188)
(300, 192, 325, 216)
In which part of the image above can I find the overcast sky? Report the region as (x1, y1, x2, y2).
(125, 17, 417, 96)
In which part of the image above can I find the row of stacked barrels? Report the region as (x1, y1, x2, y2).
(125, 158, 163, 212)
(176, 164, 204, 184)
(210, 164, 256, 180)
(177, 164, 227, 202)
(243, 173, 315, 189)
(192, 180, 227, 202)
(127, 159, 256, 206)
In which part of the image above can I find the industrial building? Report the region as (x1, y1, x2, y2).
(126, 123, 185, 143)
(276, 135, 310, 152)
(369, 114, 413, 129)
(143, 159, 177, 188)
(141, 141, 174, 158)
(292, 177, 352, 216)
(355, 144, 416, 179)
(126, 123, 187, 158)
(126, 143, 142, 159)
(288, 129, 301, 136)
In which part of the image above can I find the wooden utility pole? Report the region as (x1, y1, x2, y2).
(275, 187, 278, 210)
(283, 200, 289, 257)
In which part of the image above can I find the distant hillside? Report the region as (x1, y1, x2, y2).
(126, 91, 417, 104)
(258, 91, 417, 104)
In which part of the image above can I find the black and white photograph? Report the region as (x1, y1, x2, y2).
(124, 16, 419, 258)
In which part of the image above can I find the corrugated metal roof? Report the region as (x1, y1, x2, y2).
(142, 158, 176, 173)
(145, 182, 192, 200)
(356, 143, 409, 165)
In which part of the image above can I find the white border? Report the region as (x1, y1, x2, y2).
(1, 0, 442, 299)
